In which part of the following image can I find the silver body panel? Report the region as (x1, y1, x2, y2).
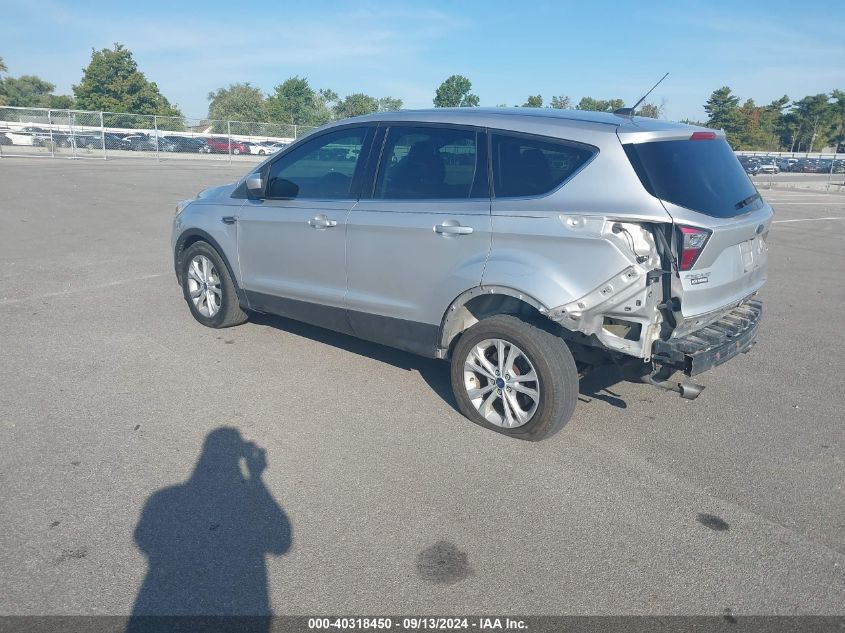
(238, 198, 351, 308)
(345, 199, 492, 327)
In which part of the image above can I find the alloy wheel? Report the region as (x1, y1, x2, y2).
(463, 338, 540, 428)
(186, 255, 222, 317)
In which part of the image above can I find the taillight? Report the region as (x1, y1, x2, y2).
(677, 225, 711, 270)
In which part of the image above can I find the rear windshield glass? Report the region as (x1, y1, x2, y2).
(624, 138, 759, 218)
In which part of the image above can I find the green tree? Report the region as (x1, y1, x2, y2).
(0, 75, 55, 107)
(523, 94, 543, 108)
(266, 76, 334, 127)
(789, 93, 838, 152)
(312, 88, 339, 125)
(550, 95, 571, 109)
(736, 98, 767, 149)
(377, 96, 403, 112)
(576, 97, 625, 112)
(636, 102, 662, 118)
(760, 95, 789, 150)
(334, 92, 379, 119)
(45, 94, 75, 109)
(704, 86, 743, 145)
(208, 83, 268, 123)
(433, 75, 479, 107)
(0, 57, 7, 74)
(73, 44, 181, 119)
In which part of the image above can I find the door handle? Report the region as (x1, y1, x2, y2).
(434, 223, 473, 235)
(221, 216, 237, 225)
(308, 215, 338, 229)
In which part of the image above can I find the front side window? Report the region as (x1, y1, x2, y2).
(491, 132, 595, 198)
(266, 127, 368, 199)
(375, 126, 485, 199)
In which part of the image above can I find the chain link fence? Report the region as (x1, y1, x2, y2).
(0, 106, 316, 161)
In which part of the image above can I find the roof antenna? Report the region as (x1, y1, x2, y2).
(614, 72, 669, 117)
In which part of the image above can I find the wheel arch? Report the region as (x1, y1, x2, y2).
(174, 229, 247, 306)
(438, 286, 553, 359)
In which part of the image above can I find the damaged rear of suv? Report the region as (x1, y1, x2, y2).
(536, 124, 770, 395)
(172, 108, 769, 440)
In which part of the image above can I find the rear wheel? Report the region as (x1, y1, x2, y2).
(180, 242, 247, 328)
(450, 315, 578, 441)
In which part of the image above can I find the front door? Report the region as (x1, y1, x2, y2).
(237, 125, 372, 332)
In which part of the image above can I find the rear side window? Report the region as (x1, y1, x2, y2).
(491, 132, 595, 198)
(375, 126, 486, 199)
(624, 138, 759, 218)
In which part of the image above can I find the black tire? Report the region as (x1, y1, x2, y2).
(180, 241, 248, 328)
(450, 315, 578, 441)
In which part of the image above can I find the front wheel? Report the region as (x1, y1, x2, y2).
(180, 242, 248, 328)
(450, 315, 578, 441)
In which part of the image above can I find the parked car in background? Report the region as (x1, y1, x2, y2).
(755, 157, 779, 174)
(205, 137, 250, 154)
(796, 158, 821, 173)
(738, 156, 760, 174)
(172, 109, 770, 440)
(4, 127, 50, 145)
(252, 141, 285, 156)
(48, 131, 101, 149)
(155, 137, 178, 152)
(122, 135, 159, 151)
(161, 136, 209, 153)
(241, 141, 262, 155)
(103, 133, 127, 149)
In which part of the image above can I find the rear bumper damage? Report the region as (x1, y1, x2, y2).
(651, 299, 762, 377)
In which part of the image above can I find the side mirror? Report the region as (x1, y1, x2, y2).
(246, 173, 264, 198)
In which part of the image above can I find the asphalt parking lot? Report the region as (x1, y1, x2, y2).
(0, 158, 843, 616)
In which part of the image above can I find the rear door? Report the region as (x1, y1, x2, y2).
(345, 123, 491, 356)
(622, 133, 772, 328)
(236, 125, 373, 332)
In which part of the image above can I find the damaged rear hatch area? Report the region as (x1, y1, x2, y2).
(619, 126, 771, 375)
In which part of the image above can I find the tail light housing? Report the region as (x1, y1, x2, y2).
(677, 225, 711, 270)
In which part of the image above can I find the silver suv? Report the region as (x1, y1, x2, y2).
(172, 108, 769, 440)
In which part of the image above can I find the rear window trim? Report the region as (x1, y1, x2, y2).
(488, 129, 599, 201)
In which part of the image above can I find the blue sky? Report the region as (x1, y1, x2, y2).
(2, 0, 843, 122)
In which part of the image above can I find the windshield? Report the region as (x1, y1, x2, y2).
(624, 138, 759, 218)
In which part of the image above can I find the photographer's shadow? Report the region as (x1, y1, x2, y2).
(127, 427, 291, 632)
